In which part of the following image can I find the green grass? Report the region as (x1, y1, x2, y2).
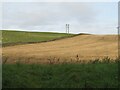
(2, 30, 74, 46)
(3, 60, 119, 88)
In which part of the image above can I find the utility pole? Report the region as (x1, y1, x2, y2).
(118, 26, 120, 35)
(118, 26, 120, 58)
(68, 24, 69, 34)
(66, 24, 70, 34)
(66, 24, 67, 33)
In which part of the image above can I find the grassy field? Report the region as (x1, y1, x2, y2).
(2, 30, 74, 46)
(2, 30, 119, 88)
(3, 59, 119, 88)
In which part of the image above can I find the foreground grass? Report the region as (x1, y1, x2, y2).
(3, 61, 118, 88)
(2, 30, 74, 46)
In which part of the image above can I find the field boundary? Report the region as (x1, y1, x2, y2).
(2, 33, 91, 47)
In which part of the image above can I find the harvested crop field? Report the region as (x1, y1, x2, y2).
(2, 34, 118, 64)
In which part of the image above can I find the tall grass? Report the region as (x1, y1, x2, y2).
(2, 58, 119, 88)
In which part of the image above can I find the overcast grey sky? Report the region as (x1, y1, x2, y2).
(2, 2, 118, 34)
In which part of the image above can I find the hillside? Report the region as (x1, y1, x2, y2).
(2, 33, 118, 64)
(2, 30, 74, 46)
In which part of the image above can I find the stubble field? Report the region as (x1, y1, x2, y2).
(3, 33, 118, 64)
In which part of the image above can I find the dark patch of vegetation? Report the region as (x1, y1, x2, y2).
(2, 58, 119, 88)
(78, 33, 92, 35)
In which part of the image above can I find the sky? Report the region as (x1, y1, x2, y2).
(2, 2, 118, 34)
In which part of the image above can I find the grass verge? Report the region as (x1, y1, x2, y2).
(2, 59, 119, 88)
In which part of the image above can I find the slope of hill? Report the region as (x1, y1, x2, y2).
(2, 33, 118, 64)
(2, 30, 74, 46)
